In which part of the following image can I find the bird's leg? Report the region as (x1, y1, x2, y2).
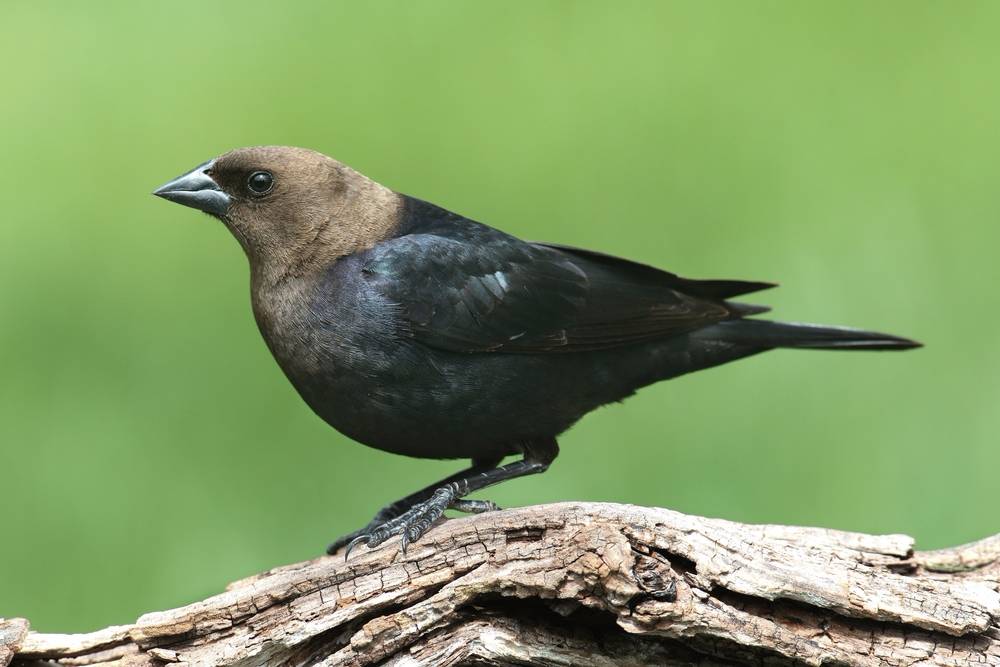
(449, 499, 500, 513)
(326, 456, 501, 555)
(340, 437, 559, 557)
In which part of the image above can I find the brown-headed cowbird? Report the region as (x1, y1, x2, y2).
(153, 146, 919, 556)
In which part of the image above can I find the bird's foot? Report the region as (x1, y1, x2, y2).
(331, 483, 500, 559)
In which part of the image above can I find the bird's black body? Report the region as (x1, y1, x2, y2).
(153, 146, 919, 556)
(265, 197, 775, 462)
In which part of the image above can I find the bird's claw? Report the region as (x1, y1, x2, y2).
(331, 484, 502, 560)
(342, 534, 368, 561)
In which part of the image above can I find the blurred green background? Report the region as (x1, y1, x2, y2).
(2, 0, 997, 632)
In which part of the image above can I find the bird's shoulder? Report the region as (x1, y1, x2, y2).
(355, 208, 586, 352)
(363, 216, 577, 286)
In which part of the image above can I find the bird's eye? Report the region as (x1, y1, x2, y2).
(247, 171, 274, 195)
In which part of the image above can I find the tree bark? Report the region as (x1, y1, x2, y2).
(3, 502, 999, 666)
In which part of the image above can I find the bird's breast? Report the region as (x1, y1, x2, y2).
(249, 270, 404, 399)
(252, 280, 334, 382)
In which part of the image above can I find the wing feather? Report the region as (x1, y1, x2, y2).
(362, 228, 742, 354)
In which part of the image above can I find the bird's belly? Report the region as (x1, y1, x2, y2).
(251, 285, 494, 459)
(288, 347, 596, 461)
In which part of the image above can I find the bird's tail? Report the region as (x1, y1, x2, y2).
(702, 319, 921, 351)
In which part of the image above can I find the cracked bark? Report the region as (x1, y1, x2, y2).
(3, 502, 999, 666)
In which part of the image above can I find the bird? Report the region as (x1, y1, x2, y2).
(153, 146, 920, 557)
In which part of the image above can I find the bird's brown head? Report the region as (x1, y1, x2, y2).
(153, 146, 401, 284)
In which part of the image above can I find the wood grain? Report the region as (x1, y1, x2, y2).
(5, 503, 999, 666)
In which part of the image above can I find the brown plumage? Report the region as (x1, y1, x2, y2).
(209, 147, 402, 285)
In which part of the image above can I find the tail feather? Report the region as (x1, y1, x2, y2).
(725, 301, 772, 317)
(704, 319, 922, 351)
(676, 277, 777, 300)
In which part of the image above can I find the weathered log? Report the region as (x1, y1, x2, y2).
(4, 502, 999, 666)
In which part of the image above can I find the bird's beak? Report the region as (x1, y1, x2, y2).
(152, 160, 230, 217)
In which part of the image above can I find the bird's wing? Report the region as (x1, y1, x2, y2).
(533, 242, 776, 301)
(363, 227, 759, 354)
